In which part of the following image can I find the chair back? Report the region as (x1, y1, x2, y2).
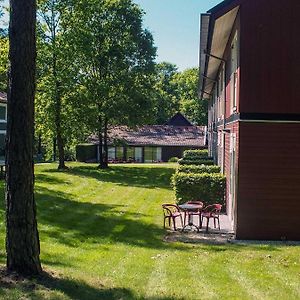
(162, 204, 180, 217)
(203, 204, 222, 215)
(187, 200, 204, 207)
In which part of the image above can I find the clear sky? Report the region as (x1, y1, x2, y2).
(1, 0, 222, 71)
(133, 0, 221, 71)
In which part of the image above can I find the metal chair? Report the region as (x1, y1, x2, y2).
(201, 204, 222, 232)
(162, 204, 183, 231)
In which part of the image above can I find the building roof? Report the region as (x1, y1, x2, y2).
(89, 125, 206, 147)
(199, 0, 240, 99)
(0, 92, 7, 103)
(165, 112, 193, 126)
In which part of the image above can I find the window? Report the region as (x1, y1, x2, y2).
(108, 147, 116, 160)
(230, 32, 239, 113)
(144, 147, 162, 163)
(134, 147, 143, 162)
(0, 105, 6, 121)
(0, 133, 5, 160)
(116, 147, 124, 160)
(126, 147, 134, 160)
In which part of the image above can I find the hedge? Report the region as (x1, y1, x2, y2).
(76, 144, 97, 162)
(177, 165, 221, 174)
(183, 149, 209, 159)
(172, 172, 226, 205)
(178, 158, 214, 165)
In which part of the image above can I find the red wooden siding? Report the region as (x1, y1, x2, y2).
(236, 122, 300, 240)
(240, 0, 300, 114)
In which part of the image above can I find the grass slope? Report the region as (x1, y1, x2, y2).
(0, 162, 299, 299)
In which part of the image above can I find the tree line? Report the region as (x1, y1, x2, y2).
(1, 0, 207, 170)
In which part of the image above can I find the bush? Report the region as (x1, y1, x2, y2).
(183, 149, 209, 159)
(178, 158, 214, 165)
(168, 157, 179, 163)
(172, 172, 226, 205)
(76, 144, 97, 162)
(178, 165, 221, 174)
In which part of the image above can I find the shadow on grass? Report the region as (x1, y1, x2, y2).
(35, 186, 187, 251)
(0, 270, 186, 300)
(44, 165, 175, 189)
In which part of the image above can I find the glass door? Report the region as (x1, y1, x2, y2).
(134, 147, 143, 163)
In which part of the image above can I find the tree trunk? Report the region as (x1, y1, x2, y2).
(97, 115, 106, 169)
(6, 0, 42, 276)
(53, 137, 56, 161)
(103, 117, 108, 168)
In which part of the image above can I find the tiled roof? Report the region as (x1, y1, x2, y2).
(0, 92, 7, 103)
(89, 125, 206, 147)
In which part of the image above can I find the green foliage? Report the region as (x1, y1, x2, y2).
(76, 144, 97, 162)
(151, 66, 208, 125)
(168, 157, 179, 163)
(178, 158, 214, 166)
(0, 36, 8, 91)
(177, 164, 221, 174)
(183, 149, 209, 159)
(172, 172, 226, 205)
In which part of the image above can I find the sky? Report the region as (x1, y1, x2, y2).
(133, 0, 221, 71)
(1, 0, 222, 71)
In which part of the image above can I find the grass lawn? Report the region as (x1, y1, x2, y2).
(0, 162, 299, 299)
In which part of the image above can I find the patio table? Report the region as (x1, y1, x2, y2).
(179, 203, 203, 232)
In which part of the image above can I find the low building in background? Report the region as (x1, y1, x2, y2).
(78, 113, 207, 163)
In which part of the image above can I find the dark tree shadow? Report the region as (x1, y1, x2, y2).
(43, 165, 175, 189)
(35, 186, 187, 251)
(0, 269, 187, 300)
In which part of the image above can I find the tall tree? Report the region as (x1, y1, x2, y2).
(68, 0, 156, 168)
(6, 0, 42, 275)
(175, 68, 208, 125)
(152, 62, 180, 124)
(36, 0, 71, 169)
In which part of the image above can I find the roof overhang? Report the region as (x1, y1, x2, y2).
(199, 5, 239, 99)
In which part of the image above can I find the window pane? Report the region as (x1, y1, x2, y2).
(116, 147, 124, 160)
(108, 147, 115, 160)
(155, 147, 162, 162)
(144, 147, 153, 163)
(0, 134, 5, 158)
(126, 147, 134, 160)
(0, 106, 6, 120)
(134, 147, 142, 162)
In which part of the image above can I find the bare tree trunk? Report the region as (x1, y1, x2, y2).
(103, 117, 108, 168)
(54, 81, 67, 170)
(97, 114, 105, 169)
(6, 0, 42, 276)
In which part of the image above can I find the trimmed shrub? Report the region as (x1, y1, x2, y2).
(76, 144, 97, 162)
(178, 164, 221, 174)
(168, 157, 179, 163)
(183, 149, 209, 159)
(178, 158, 214, 165)
(172, 172, 226, 206)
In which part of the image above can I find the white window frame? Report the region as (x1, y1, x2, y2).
(230, 31, 239, 114)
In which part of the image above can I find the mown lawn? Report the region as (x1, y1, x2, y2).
(0, 162, 299, 300)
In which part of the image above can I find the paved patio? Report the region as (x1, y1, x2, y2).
(164, 214, 235, 245)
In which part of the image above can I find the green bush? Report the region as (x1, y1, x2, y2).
(178, 165, 221, 174)
(76, 144, 97, 162)
(178, 158, 214, 165)
(168, 157, 179, 163)
(183, 149, 209, 159)
(172, 172, 226, 205)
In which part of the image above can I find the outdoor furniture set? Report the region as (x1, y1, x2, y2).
(162, 202, 222, 233)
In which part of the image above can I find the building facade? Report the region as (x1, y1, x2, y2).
(78, 113, 207, 163)
(200, 0, 300, 240)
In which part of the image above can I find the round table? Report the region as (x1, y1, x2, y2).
(178, 203, 203, 232)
